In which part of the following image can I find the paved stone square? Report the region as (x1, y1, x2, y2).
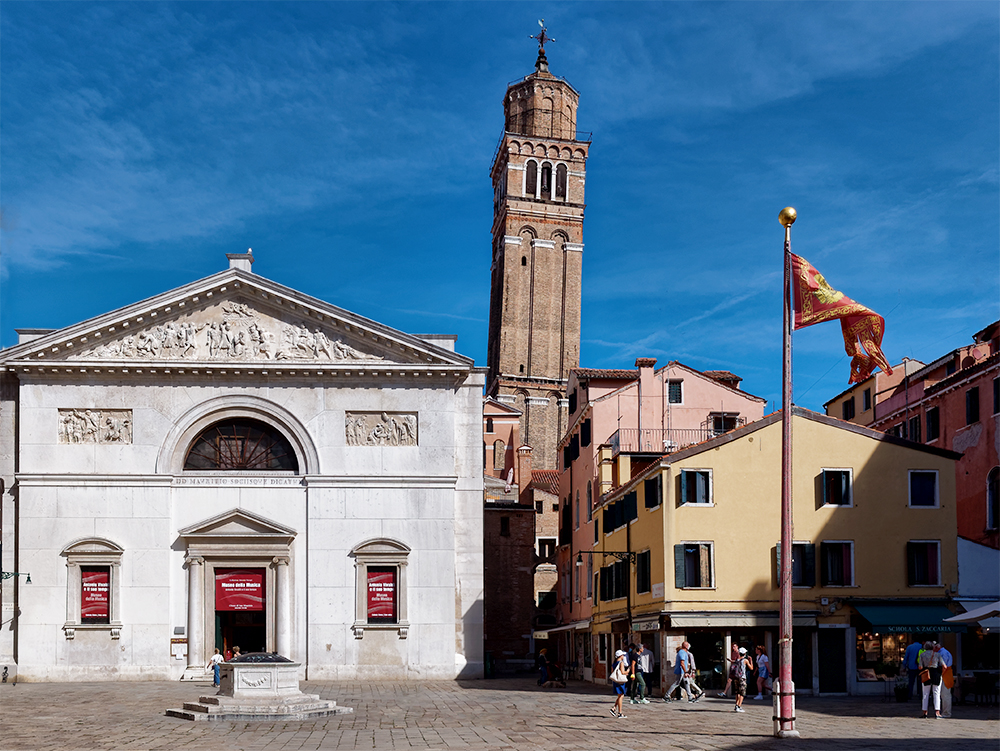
(1, 677, 996, 751)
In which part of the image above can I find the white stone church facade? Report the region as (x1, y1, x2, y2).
(0, 252, 484, 682)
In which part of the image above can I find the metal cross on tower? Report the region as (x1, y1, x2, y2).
(530, 19, 555, 53)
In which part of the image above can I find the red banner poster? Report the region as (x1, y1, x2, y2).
(367, 568, 396, 621)
(215, 568, 265, 612)
(81, 567, 110, 621)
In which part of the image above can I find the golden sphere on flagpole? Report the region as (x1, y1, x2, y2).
(779, 207, 797, 227)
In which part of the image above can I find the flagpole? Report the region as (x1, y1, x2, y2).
(777, 206, 799, 738)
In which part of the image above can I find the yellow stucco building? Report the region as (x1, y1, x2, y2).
(587, 407, 962, 696)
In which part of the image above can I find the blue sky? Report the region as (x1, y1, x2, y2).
(2, 1, 997, 411)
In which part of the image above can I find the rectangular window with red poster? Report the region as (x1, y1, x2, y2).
(367, 566, 397, 623)
(215, 568, 265, 611)
(81, 566, 110, 623)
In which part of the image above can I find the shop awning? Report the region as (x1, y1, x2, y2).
(945, 600, 1000, 628)
(854, 603, 966, 633)
(533, 620, 591, 638)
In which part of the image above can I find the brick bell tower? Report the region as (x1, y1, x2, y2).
(486, 27, 590, 469)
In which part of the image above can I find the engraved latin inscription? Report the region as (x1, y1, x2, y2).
(59, 409, 132, 444)
(345, 413, 417, 446)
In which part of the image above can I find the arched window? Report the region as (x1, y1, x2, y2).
(587, 481, 593, 521)
(989, 467, 999, 531)
(184, 418, 298, 471)
(521, 256, 527, 266)
(486, 417, 494, 434)
(525, 160, 537, 197)
(493, 440, 506, 471)
(555, 164, 567, 200)
(540, 163, 552, 199)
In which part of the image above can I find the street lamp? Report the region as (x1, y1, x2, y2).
(0, 571, 31, 584)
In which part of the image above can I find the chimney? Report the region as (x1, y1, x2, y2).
(227, 249, 254, 273)
(517, 445, 533, 505)
(635, 358, 657, 436)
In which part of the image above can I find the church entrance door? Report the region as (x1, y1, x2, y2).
(214, 567, 268, 656)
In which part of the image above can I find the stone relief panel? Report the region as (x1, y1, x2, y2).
(59, 409, 132, 444)
(345, 412, 418, 447)
(80, 301, 386, 363)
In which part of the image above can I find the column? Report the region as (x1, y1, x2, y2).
(183, 556, 204, 678)
(64, 562, 79, 639)
(274, 557, 291, 658)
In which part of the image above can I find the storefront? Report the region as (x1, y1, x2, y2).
(851, 602, 965, 696)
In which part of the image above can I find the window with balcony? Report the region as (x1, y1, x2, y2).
(820, 541, 854, 586)
(709, 412, 739, 434)
(909, 470, 939, 507)
(674, 542, 713, 589)
(907, 541, 940, 586)
(679, 469, 712, 505)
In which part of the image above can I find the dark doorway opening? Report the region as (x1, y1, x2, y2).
(215, 610, 267, 657)
(818, 628, 847, 693)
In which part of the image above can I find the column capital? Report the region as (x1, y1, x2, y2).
(185, 556, 205, 567)
(272, 556, 290, 567)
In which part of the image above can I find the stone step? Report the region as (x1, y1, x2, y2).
(166, 704, 352, 722)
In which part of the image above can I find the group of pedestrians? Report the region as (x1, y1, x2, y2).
(609, 640, 772, 718)
(903, 639, 953, 719)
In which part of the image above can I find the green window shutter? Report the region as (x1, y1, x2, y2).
(674, 544, 686, 588)
(803, 544, 816, 587)
(679, 471, 688, 506)
(775, 542, 781, 586)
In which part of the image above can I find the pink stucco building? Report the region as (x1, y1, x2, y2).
(542, 358, 765, 682)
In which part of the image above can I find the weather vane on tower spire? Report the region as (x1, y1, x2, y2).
(530, 19, 554, 73)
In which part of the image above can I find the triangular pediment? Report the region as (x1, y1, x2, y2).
(1, 268, 473, 372)
(179, 508, 297, 539)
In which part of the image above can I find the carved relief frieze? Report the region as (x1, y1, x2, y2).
(345, 412, 418, 447)
(79, 300, 386, 363)
(59, 409, 132, 444)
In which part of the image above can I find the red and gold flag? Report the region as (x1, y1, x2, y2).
(791, 254, 892, 384)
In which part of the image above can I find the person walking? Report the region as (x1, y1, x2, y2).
(609, 649, 630, 718)
(664, 644, 691, 702)
(206, 648, 223, 687)
(629, 644, 650, 704)
(919, 640, 945, 718)
(732, 647, 753, 713)
(718, 642, 741, 698)
(935, 642, 954, 718)
(903, 638, 922, 699)
(684, 642, 705, 702)
(638, 642, 654, 701)
(753, 645, 770, 700)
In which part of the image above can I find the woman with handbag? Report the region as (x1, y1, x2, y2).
(609, 649, 631, 718)
(918, 640, 944, 718)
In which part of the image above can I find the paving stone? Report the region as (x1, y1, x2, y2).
(1, 678, 997, 750)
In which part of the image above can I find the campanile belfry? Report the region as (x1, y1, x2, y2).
(486, 27, 589, 469)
